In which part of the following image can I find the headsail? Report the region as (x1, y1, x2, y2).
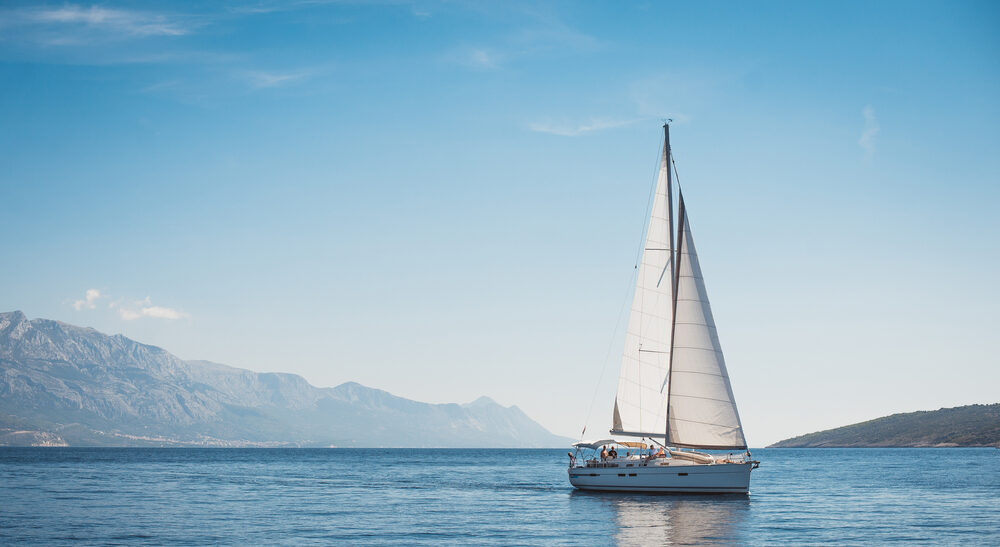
(665, 195, 747, 449)
(611, 132, 674, 438)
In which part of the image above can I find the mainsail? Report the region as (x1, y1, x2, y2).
(665, 195, 747, 449)
(610, 124, 747, 449)
(611, 134, 674, 438)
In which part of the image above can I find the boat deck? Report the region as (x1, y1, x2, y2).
(577, 457, 741, 468)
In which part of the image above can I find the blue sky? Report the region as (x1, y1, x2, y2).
(1, 1, 998, 445)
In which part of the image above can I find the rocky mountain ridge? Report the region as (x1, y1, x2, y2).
(0, 311, 569, 447)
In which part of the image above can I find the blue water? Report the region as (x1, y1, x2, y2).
(1, 448, 997, 545)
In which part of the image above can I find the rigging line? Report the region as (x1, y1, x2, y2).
(670, 149, 682, 193)
(578, 268, 632, 441)
(579, 132, 666, 440)
(633, 135, 666, 268)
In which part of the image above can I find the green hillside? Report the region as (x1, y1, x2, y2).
(769, 404, 1000, 448)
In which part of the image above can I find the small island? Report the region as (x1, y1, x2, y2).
(769, 403, 1000, 448)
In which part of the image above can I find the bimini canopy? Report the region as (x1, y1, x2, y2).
(572, 439, 617, 450)
(617, 441, 649, 449)
(572, 439, 652, 450)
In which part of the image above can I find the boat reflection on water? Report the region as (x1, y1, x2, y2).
(569, 490, 750, 545)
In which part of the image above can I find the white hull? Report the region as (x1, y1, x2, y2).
(568, 461, 752, 494)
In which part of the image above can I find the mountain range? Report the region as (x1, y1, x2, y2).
(0, 311, 570, 448)
(769, 404, 1000, 448)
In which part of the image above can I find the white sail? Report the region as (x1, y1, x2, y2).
(570, 127, 757, 495)
(666, 197, 747, 449)
(611, 142, 673, 437)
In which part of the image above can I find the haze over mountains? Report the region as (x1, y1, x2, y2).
(0, 311, 570, 447)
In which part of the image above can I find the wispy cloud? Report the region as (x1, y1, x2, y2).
(508, 21, 598, 53)
(239, 69, 313, 88)
(117, 304, 188, 321)
(113, 296, 189, 321)
(529, 69, 723, 139)
(528, 117, 642, 137)
(227, 4, 285, 15)
(140, 79, 183, 94)
(70, 290, 189, 320)
(33, 5, 188, 36)
(446, 47, 504, 70)
(628, 71, 729, 122)
(72, 289, 103, 311)
(859, 105, 880, 157)
(0, 4, 192, 47)
(444, 6, 598, 72)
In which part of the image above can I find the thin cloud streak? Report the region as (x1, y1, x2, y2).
(859, 105, 880, 157)
(444, 8, 599, 72)
(35, 5, 188, 36)
(445, 47, 504, 70)
(114, 297, 189, 321)
(240, 69, 313, 88)
(120, 305, 189, 321)
(70, 291, 189, 321)
(528, 118, 643, 137)
(2, 4, 191, 42)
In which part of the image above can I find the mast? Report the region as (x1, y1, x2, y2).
(663, 122, 676, 442)
(659, 123, 677, 442)
(665, 190, 684, 443)
(665, 123, 675, 305)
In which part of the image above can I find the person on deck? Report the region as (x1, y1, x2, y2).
(600, 446, 607, 461)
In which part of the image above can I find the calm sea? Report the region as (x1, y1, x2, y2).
(1, 447, 997, 545)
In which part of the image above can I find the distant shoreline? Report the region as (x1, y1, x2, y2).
(768, 404, 1000, 448)
(766, 445, 999, 449)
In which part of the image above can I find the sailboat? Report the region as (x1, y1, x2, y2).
(568, 124, 758, 494)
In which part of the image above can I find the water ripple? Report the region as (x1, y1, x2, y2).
(1, 447, 998, 545)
